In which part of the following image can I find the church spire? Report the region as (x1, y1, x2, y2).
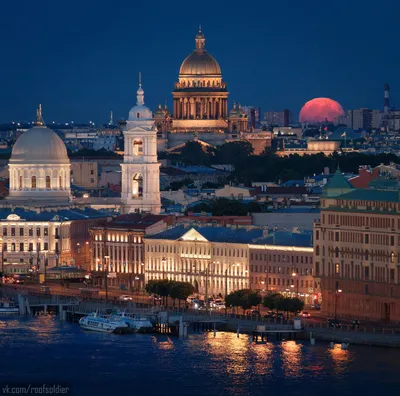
(136, 72, 144, 106)
(36, 104, 44, 126)
(195, 26, 205, 52)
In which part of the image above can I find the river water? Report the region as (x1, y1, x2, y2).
(0, 317, 398, 396)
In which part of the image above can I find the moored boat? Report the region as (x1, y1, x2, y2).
(79, 312, 129, 334)
(109, 312, 154, 333)
(0, 299, 19, 315)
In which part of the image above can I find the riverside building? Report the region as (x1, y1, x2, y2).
(314, 170, 400, 322)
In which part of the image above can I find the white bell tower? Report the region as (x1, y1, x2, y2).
(120, 75, 161, 214)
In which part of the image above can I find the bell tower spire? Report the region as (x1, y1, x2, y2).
(136, 72, 145, 106)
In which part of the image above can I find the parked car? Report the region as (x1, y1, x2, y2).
(119, 295, 133, 301)
(249, 310, 261, 318)
(301, 311, 311, 318)
(328, 318, 341, 328)
(213, 300, 225, 310)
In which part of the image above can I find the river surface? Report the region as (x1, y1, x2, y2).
(0, 316, 398, 396)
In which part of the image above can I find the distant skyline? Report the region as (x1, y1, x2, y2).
(1, 0, 399, 124)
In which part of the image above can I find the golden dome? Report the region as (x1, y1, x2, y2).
(179, 28, 221, 76)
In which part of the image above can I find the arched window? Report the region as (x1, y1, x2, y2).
(132, 174, 143, 198)
(19, 175, 22, 190)
(31, 176, 36, 189)
(133, 139, 143, 156)
(136, 112, 140, 118)
(46, 175, 51, 189)
(59, 175, 63, 190)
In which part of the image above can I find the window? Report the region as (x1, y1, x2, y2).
(391, 236, 395, 246)
(365, 266, 369, 279)
(29, 243, 33, 252)
(335, 263, 340, 274)
(365, 284, 369, 294)
(19, 228, 24, 237)
(11, 228, 15, 237)
(19, 243, 24, 252)
(316, 231, 319, 240)
(335, 247, 339, 258)
(44, 228, 48, 236)
(44, 242, 48, 251)
(19, 175, 22, 190)
(365, 234, 369, 244)
(335, 232, 339, 242)
(29, 228, 33, 237)
(31, 176, 36, 189)
(36, 228, 40, 237)
(11, 243, 15, 252)
(90, 170, 94, 175)
(2, 243, 7, 252)
(2, 228, 6, 236)
(46, 175, 51, 189)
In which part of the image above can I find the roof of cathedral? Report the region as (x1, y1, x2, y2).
(11, 126, 69, 165)
(179, 28, 221, 76)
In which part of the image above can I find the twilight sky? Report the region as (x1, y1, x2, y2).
(1, 0, 399, 124)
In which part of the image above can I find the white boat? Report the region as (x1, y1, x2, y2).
(79, 312, 129, 334)
(0, 299, 19, 315)
(109, 312, 154, 333)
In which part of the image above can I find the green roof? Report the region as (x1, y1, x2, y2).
(337, 189, 400, 202)
(368, 179, 398, 189)
(321, 169, 354, 198)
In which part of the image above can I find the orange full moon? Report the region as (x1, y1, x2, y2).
(299, 97, 344, 123)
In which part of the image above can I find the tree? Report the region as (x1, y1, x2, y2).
(170, 282, 195, 309)
(263, 292, 281, 310)
(225, 289, 261, 313)
(180, 141, 211, 166)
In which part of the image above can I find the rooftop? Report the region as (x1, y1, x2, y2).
(147, 225, 313, 247)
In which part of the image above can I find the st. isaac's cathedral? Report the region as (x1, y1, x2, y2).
(153, 28, 249, 151)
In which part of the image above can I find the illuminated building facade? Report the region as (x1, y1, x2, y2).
(0, 106, 107, 275)
(249, 243, 317, 305)
(314, 170, 400, 322)
(90, 214, 174, 289)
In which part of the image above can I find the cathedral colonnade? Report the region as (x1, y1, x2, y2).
(173, 97, 228, 120)
(9, 166, 70, 192)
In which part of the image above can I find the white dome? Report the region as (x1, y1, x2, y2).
(10, 126, 69, 165)
(128, 84, 153, 120)
(128, 105, 153, 120)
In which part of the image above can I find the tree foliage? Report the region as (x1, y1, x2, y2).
(263, 293, 305, 318)
(146, 279, 195, 308)
(164, 140, 399, 186)
(225, 289, 261, 312)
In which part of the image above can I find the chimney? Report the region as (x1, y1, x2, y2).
(283, 109, 289, 127)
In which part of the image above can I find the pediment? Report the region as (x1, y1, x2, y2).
(179, 228, 208, 242)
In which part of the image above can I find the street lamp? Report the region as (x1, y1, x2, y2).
(292, 272, 299, 296)
(334, 288, 342, 321)
(0, 236, 3, 278)
(104, 255, 110, 303)
(161, 257, 166, 279)
(224, 263, 239, 314)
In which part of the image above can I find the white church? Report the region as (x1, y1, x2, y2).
(120, 77, 161, 214)
(0, 84, 162, 276)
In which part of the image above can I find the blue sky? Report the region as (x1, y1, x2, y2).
(1, 0, 399, 123)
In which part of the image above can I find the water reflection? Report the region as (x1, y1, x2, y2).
(328, 344, 351, 375)
(281, 341, 302, 378)
(250, 342, 274, 375)
(205, 332, 249, 382)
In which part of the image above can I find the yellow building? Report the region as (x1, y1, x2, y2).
(70, 161, 98, 188)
